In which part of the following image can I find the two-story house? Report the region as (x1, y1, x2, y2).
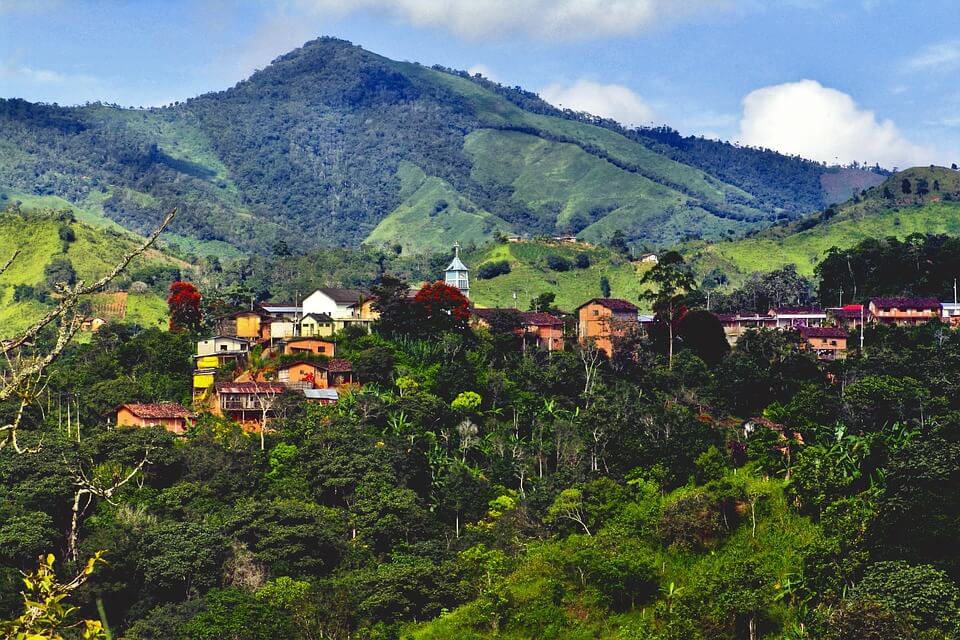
(868, 298, 942, 326)
(214, 310, 274, 341)
(798, 326, 848, 361)
(193, 336, 251, 399)
(116, 403, 196, 435)
(212, 381, 287, 431)
(576, 298, 639, 357)
(769, 307, 827, 328)
(471, 309, 565, 351)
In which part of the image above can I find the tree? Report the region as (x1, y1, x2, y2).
(546, 255, 572, 272)
(900, 178, 912, 194)
(44, 257, 77, 288)
(574, 253, 590, 269)
(413, 282, 471, 333)
(529, 292, 559, 314)
(168, 281, 202, 333)
(607, 230, 631, 259)
(600, 276, 611, 297)
(639, 251, 696, 369)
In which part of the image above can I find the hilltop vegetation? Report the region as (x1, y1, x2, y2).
(690, 166, 960, 283)
(0, 38, 879, 255)
(0, 205, 184, 336)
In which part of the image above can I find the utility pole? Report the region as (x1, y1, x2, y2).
(839, 287, 843, 308)
(860, 304, 865, 354)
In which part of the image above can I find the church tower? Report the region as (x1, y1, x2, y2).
(444, 241, 470, 299)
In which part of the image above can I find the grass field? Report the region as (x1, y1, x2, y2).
(467, 240, 652, 312)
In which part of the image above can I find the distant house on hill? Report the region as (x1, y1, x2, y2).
(301, 288, 378, 332)
(769, 307, 826, 328)
(828, 305, 866, 330)
(116, 403, 196, 435)
(212, 382, 287, 431)
(194, 336, 251, 399)
(299, 313, 335, 337)
(715, 313, 777, 346)
(576, 298, 639, 356)
(637, 252, 659, 264)
(797, 326, 848, 361)
(868, 298, 942, 326)
(283, 337, 336, 357)
(273, 359, 355, 391)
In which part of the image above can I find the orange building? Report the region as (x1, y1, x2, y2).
(271, 359, 356, 391)
(283, 338, 337, 357)
(868, 298, 941, 326)
(471, 309, 565, 351)
(576, 298, 639, 356)
(212, 382, 287, 431)
(215, 310, 274, 341)
(797, 326, 848, 361)
(116, 403, 196, 435)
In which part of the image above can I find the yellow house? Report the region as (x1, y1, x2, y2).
(299, 313, 335, 337)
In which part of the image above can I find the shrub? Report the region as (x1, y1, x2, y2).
(477, 260, 511, 280)
(574, 253, 590, 269)
(545, 255, 571, 272)
(852, 561, 959, 631)
(658, 492, 723, 551)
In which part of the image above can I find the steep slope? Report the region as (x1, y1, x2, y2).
(0, 37, 886, 256)
(689, 166, 960, 281)
(466, 240, 652, 312)
(0, 207, 185, 337)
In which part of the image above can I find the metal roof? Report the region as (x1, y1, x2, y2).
(303, 389, 339, 401)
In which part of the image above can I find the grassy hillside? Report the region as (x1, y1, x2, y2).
(467, 240, 651, 312)
(0, 38, 865, 256)
(690, 166, 960, 282)
(0, 208, 183, 337)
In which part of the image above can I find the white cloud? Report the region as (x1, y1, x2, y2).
(736, 79, 940, 168)
(290, 0, 727, 40)
(467, 64, 499, 82)
(540, 79, 656, 127)
(0, 60, 99, 87)
(903, 40, 960, 73)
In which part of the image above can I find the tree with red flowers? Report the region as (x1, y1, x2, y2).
(413, 282, 471, 333)
(168, 281, 202, 333)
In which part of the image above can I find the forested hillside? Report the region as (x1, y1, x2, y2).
(0, 38, 877, 255)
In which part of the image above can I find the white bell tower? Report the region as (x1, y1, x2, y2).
(444, 241, 470, 299)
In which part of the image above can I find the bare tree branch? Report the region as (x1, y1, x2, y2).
(0, 249, 21, 278)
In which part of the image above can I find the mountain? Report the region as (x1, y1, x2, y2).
(688, 166, 960, 282)
(0, 37, 884, 256)
(0, 205, 185, 337)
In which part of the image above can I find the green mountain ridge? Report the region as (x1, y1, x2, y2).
(0, 37, 880, 256)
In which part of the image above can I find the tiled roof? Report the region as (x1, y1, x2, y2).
(121, 403, 195, 419)
(579, 298, 638, 312)
(472, 308, 522, 321)
(215, 382, 286, 394)
(772, 306, 825, 315)
(798, 326, 848, 339)
(870, 297, 941, 310)
(521, 311, 563, 326)
(323, 359, 353, 373)
(830, 305, 864, 318)
(316, 288, 366, 304)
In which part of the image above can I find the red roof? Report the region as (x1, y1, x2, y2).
(215, 382, 286, 394)
(520, 311, 563, 326)
(579, 298, 638, 313)
(799, 326, 848, 339)
(870, 297, 941, 311)
(121, 403, 195, 419)
(771, 306, 824, 315)
(830, 304, 864, 318)
(472, 308, 522, 321)
(322, 359, 353, 373)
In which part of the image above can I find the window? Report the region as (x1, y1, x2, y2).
(220, 344, 228, 351)
(318, 346, 326, 353)
(593, 310, 599, 316)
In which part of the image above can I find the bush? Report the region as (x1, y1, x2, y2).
(477, 260, 511, 280)
(658, 492, 724, 551)
(852, 561, 959, 631)
(545, 255, 571, 272)
(574, 253, 590, 269)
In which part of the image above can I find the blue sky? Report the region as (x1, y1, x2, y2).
(1, 0, 958, 168)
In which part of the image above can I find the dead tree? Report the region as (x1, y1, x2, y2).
(0, 209, 175, 453)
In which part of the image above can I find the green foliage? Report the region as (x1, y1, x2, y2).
(852, 561, 959, 632)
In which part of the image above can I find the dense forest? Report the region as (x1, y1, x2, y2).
(0, 38, 882, 255)
(2, 243, 960, 639)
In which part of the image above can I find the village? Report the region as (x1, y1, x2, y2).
(110, 242, 960, 437)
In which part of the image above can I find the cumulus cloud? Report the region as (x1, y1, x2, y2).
(736, 79, 939, 168)
(467, 64, 499, 82)
(540, 79, 656, 127)
(290, 0, 726, 40)
(902, 40, 960, 73)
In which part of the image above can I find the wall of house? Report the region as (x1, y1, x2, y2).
(116, 408, 189, 435)
(197, 338, 246, 357)
(278, 363, 323, 388)
(303, 291, 352, 319)
(235, 315, 261, 339)
(284, 340, 336, 356)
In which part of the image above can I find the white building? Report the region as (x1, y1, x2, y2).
(444, 242, 470, 299)
(302, 288, 367, 319)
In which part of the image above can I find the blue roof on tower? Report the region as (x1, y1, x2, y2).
(446, 256, 469, 272)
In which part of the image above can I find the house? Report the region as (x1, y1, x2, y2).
(215, 310, 274, 341)
(270, 359, 355, 391)
(299, 313, 335, 337)
(505, 234, 523, 243)
(638, 253, 659, 264)
(283, 338, 336, 357)
(552, 235, 578, 244)
(828, 305, 866, 330)
(941, 302, 960, 326)
(868, 298, 942, 326)
(471, 309, 565, 351)
(79, 316, 107, 333)
(301, 288, 378, 332)
(212, 382, 287, 431)
(798, 326, 848, 361)
(116, 403, 196, 435)
(716, 313, 778, 346)
(194, 336, 251, 398)
(576, 298, 639, 356)
(260, 303, 302, 321)
(444, 242, 470, 299)
(769, 307, 827, 328)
